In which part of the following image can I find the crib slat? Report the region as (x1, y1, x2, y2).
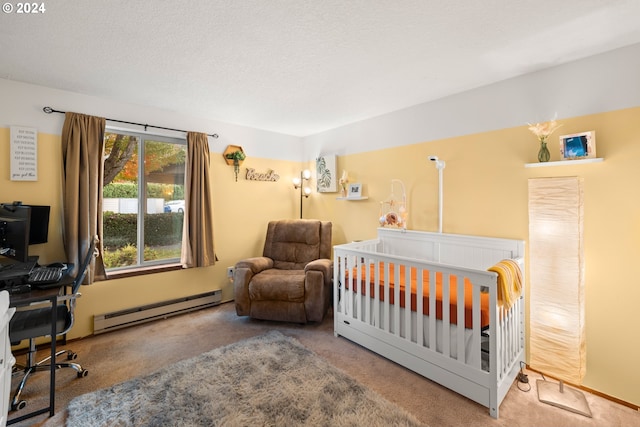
(356, 255, 363, 321)
(471, 284, 481, 370)
(383, 262, 390, 333)
(393, 261, 400, 338)
(367, 259, 383, 328)
(442, 272, 451, 356)
(428, 269, 436, 350)
(500, 305, 508, 375)
(416, 268, 424, 346)
(364, 256, 370, 325)
(488, 278, 498, 378)
(456, 274, 465, 362)
(404, 266, 412, 341)
(341, 255, 349, 317)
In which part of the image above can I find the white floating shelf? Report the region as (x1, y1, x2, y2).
(336, 196, 368, 200)
(525, 158, 604, 168)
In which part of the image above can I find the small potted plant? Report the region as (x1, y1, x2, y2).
(223, 146, 246, 181)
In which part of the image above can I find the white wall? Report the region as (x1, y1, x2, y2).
(0, 79, 303, 161)
(303, 43, 640, 158)
(3, 42, 639, 162)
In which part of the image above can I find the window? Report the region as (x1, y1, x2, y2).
(102, 130, 186, 271)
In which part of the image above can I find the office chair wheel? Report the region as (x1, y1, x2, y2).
(77, 369, 89, 378)
(66, 350, 78, 360)
(12, 400, 27, 411)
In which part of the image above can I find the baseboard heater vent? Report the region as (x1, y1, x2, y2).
(93, 290, 222, 335)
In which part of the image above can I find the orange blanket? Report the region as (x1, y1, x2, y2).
(346, 263, 489, 329)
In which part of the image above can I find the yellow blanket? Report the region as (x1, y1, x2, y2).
(488, 259, 523, 309)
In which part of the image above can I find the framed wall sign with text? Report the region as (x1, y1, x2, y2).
(10, 126, 38, 181)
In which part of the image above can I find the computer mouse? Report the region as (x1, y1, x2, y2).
(47, 262, 67, 269)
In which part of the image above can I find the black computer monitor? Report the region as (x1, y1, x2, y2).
(0, 204, 31, 263)
(27, 205, 50, 244)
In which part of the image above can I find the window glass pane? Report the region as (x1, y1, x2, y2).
(143, 139, 186, 263)
(103, 132, 140, 269)
(102, 131, 185, 271)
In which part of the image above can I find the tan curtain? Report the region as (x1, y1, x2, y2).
(181, 132, 216, 268)
(61, 112, 106, 283)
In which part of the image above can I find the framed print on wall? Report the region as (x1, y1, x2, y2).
(559, 131, 596, 160)
(347, 183, 362, 198)
(316, 155, 337, 192)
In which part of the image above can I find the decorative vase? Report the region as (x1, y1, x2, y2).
(538, 140, 551, 162)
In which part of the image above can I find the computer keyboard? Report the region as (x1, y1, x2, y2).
(27, 266, 64, 285)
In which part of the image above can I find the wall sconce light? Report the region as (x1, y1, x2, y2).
(293, 169, 311, 218)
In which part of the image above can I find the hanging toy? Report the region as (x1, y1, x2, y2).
(379, 179, 407, 229)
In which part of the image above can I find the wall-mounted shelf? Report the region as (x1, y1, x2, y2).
(525, 158, 604, 168)
(336, 196, 368, 200)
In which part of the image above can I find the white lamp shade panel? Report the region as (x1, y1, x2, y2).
(528, 177, 586, 385)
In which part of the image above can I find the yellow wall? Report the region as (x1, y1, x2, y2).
(0, 129, 304, 335)
(304, 107, 640, 406)
(2, 106, 640, 406)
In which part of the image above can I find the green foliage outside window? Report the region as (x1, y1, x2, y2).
(103, 212, 183, 249)
(102, 212, 183, 268)
(103, 183, 184, 200)
(102, 244, 172, 269)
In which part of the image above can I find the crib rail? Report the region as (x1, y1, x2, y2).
(333, 234, 525, 418)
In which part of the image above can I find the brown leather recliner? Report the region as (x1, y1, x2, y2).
(233, 219, 333, 323)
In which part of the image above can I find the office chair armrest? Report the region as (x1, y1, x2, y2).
(57, 292, 81, 303)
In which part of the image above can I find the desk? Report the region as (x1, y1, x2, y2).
(6, 276, 72, 425)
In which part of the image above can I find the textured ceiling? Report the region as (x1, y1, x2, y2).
(1, 0, 640, 136)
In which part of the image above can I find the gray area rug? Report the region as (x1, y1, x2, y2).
(66, 330, 426, 426)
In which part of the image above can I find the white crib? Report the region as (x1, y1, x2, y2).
(333, 228, 525, 418)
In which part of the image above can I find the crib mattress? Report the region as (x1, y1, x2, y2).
(346, 263, 489, 329)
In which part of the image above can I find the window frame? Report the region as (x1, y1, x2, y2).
(103, 127, 187, 274)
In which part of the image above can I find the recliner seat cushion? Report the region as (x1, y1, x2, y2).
(249, 270, 305, 302)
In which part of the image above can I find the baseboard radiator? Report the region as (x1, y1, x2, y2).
(93, 290, 222, 335)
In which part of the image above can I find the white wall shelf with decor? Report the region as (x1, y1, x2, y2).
(525, 158, 603, 168)
(336, 196, 368, 200)
(337, 182, 367, 200)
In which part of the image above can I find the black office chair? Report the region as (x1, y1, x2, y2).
(8, 238, 95, 411)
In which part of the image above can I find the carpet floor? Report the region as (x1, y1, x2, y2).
(7, 301, 640, 426)
(66, 330, 425, 427)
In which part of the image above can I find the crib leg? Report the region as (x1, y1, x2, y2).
(490, 394, 498, 418)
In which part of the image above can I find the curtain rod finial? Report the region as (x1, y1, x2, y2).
(43, 106, 53, 114)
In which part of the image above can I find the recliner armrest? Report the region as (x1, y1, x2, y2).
(305, 258, 332, 285)
(235, 257, 273, 274)
(233, 257, 274, 317)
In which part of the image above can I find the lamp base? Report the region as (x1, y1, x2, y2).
(537, 379, 592, 418)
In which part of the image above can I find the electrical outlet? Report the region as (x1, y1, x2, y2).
(226, 266, 235, 278)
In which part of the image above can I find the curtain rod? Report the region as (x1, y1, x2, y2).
(43, 107, 219, 139)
